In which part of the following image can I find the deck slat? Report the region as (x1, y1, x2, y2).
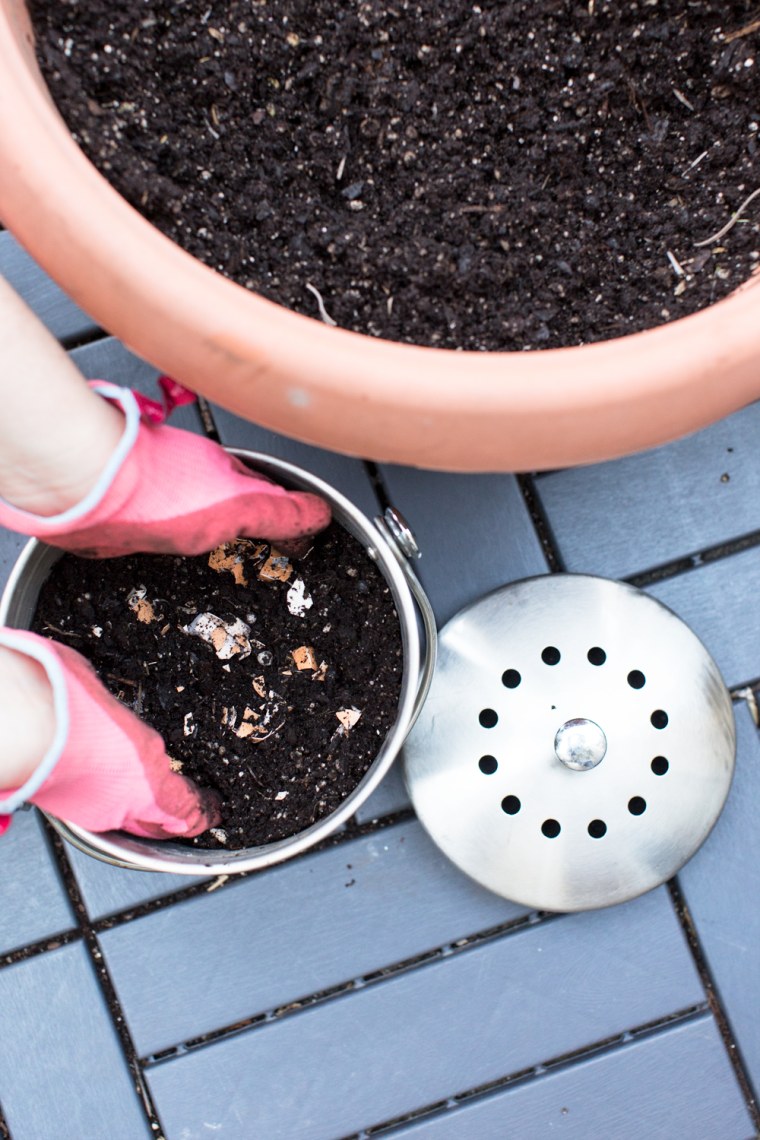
(678, 701, 760, 1098)
(388, 1014, 752, 1139)
(100, 819, 528, 1056)
(0, 232, 99, 342)
(0, 810, 74, 955)
(0, 943, 152, 1140)
(535, 405, 760, 579)
(379, 466, 549, 626)
(646, 549, 760, 689)
(146, 886, 703, 1139)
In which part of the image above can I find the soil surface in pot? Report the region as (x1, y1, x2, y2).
(31, 525, 403, 849)
(30, 0, 760, 351)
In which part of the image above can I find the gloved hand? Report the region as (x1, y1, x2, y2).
(0, 382, 331, 557)
(0, 629, 221, 838)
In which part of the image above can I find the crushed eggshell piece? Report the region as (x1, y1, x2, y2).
(209, 828, 228, 844)
(127, 586, 156, 624)
(312, 661, 329, 682)
(183, 613, 252, 660)
(292, 645, 318, 671)
(233, 706, 260, 738)
(168, 757, 184, 772)
(208, 539, 253, 586)
(252, 675, 268, 698)
(183, 712, 196, 737)
(286, 576, 314, 617)
(336, 707, 362, 731)
(275, 790, 289, 801)
(258, 547, 294, 583)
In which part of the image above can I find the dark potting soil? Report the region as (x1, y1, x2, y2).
(28, 1, 760, 351)
(31, 525, 403, 848)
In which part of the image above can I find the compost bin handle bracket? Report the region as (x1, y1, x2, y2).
(375, 508, 437, 730)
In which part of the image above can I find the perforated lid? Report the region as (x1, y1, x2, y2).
(403, 575, 735, 912)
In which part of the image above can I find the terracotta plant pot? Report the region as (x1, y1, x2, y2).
(0, 449, 437, 874)
(1, 0, 759, 472)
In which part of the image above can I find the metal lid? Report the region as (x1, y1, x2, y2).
(403, 574, 736, 912)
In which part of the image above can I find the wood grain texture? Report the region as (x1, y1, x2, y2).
(387, 1013, 752, 1139)
(535, 404, 760, 579)
(0, 809, 74, 955)
(646, 549, 760, 689)
(212, 403, 383, 519)
(65, 842, 203, 921)
(678, 701, 760, 1099)
(0, 231, 99, 342)
(0, 942, 152, 1140)
(378, 465, 549, 626)
(100, 819, 527, 1056)
(146, 886, 703, 1140)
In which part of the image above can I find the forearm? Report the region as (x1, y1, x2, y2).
(0, 643, 54, 790)
(0, 274, 123, 515)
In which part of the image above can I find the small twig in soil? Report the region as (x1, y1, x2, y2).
(682, 149, 709, 177)
(672, 88, 695, 112)
(694, 186, 760, 247)
(458, 204, 505, 214)
(305, 282, 338, 326)
(41, 623, 81, 639)
(666, 249, 686, 278)
(724, 15, 760, 43)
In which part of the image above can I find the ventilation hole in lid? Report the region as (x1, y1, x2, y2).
(479, 755, 498, 775)
(587, 647, 606, 666)
(651, 756, 669, 776)
(628, 669, 646, 689)
(628, 796, 647, 816)
(541, 646, 561, 666)
(502, 669, 522, 688)
(650, 710, 669, 730)
(588, 819, 607, 839)
(501, 795, 521, 815)
(541, 818, 561, 838)
(479, 709, 498, 728)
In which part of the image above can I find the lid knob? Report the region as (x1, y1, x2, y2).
(554, 718, 607, 771)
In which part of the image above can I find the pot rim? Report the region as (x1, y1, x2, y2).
(0, 448, 427, 875)
(2, 0, 760, 472)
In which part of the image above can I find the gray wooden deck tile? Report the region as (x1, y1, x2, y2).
(0, 231, 99, 342)
(0, 526, 27, 595)
(646, 550, 760, 689)
(534, 403, 760, 580)
(100, 819, 528, 1056)
(211, 404, 382, 519)
(0, 942, 152, 1140)
(379, 466, 549, 626)
(0, 809, 74, 955)
(388, 1013, 752, 1140)
(146, 885, 703, 1140)
(678, 701, 760, 1098)
(65, 843, 204, 921)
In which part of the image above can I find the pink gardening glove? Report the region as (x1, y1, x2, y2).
(0, 629, 221, 838)
(0, 381, 331, 557)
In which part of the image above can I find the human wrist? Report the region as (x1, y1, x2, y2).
(0, 385, 125, 517)
(0, 642, 57, 795)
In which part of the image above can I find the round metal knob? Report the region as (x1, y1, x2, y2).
(554, 718, 607, 771)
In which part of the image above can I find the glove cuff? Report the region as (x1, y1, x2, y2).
(0, 629, 69, 814)
(0, 382, 141, 536)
